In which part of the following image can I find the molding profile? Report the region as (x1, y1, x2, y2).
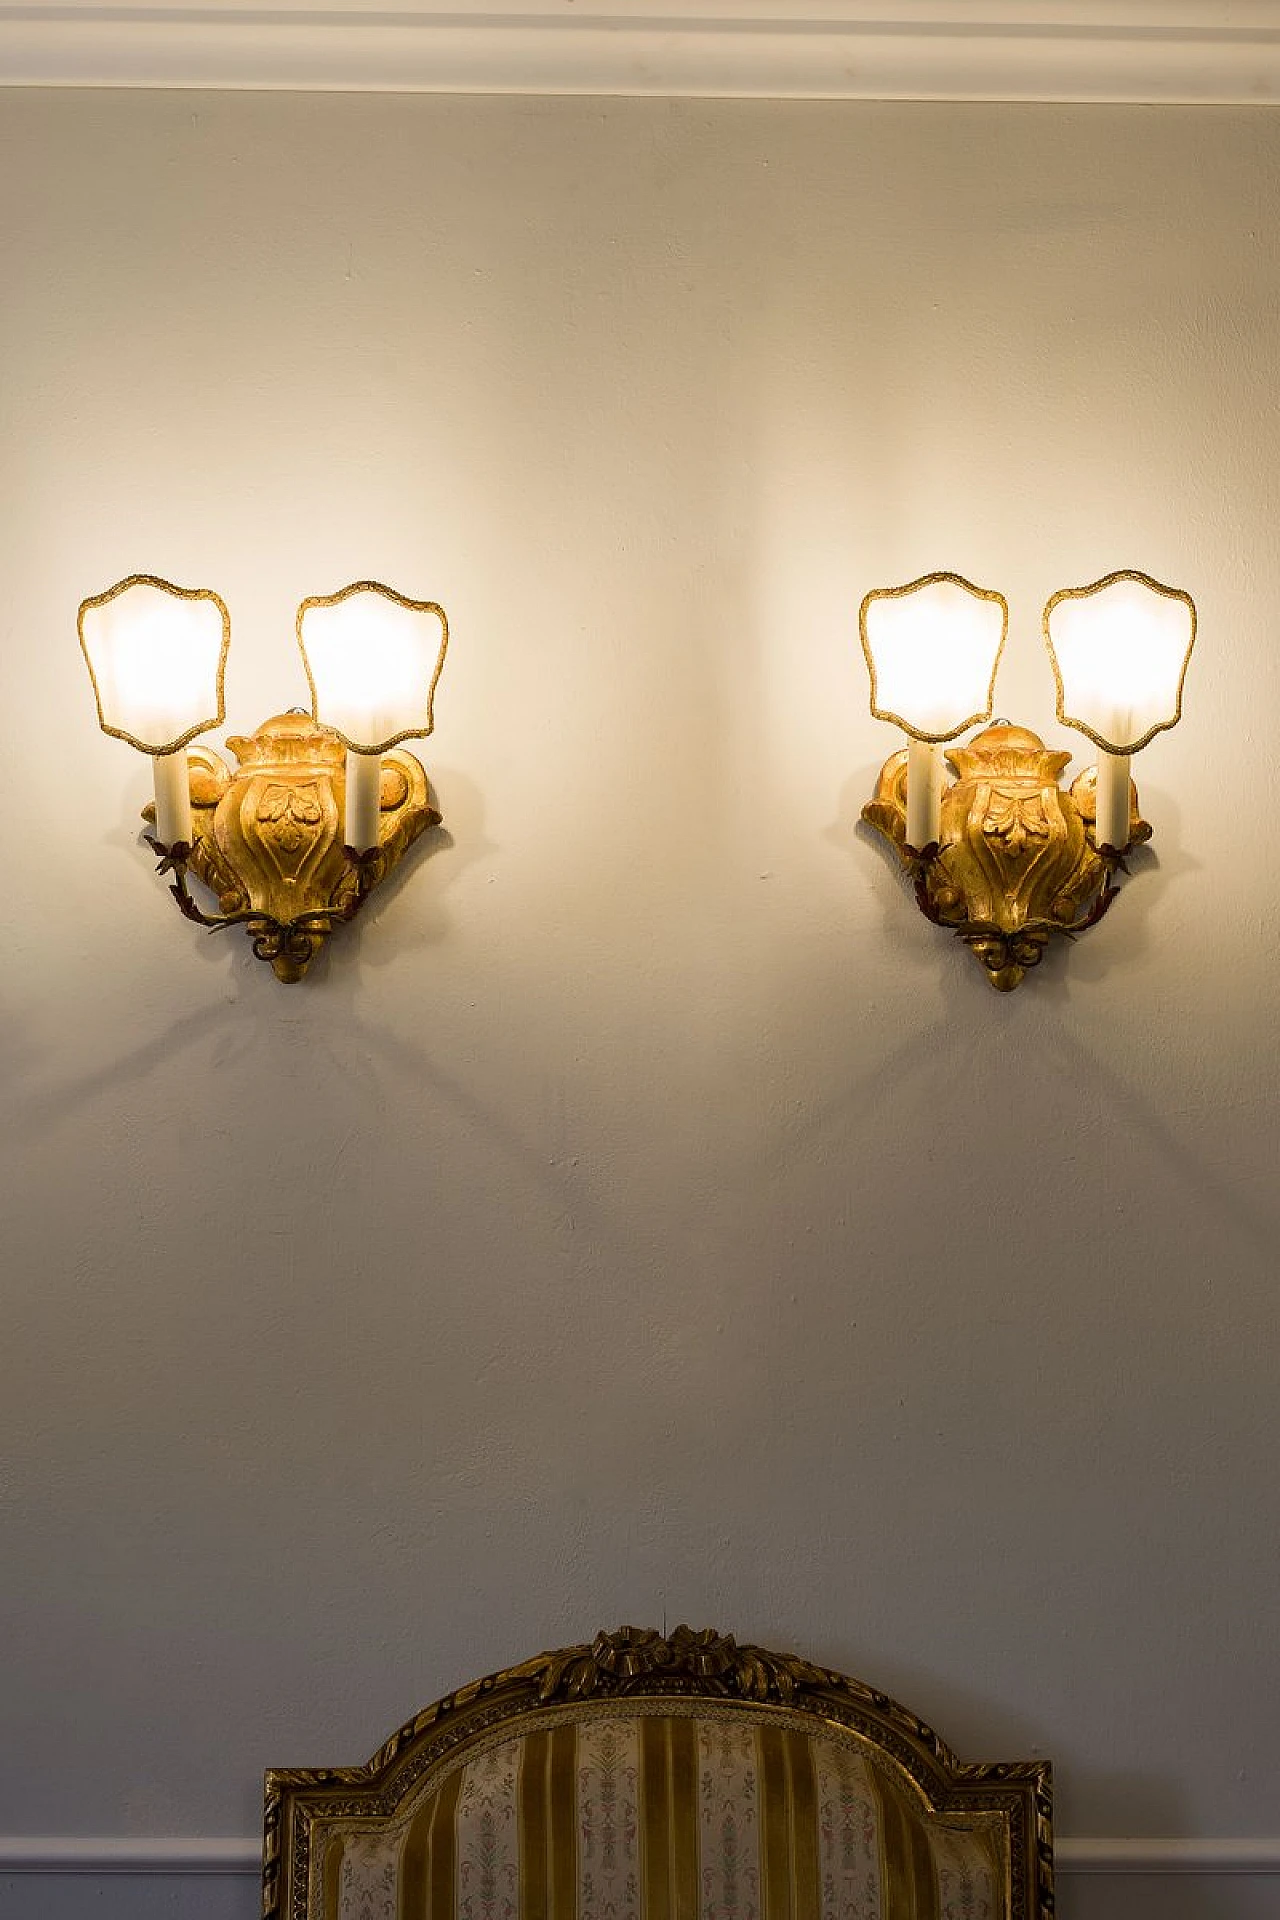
(0, 1839, 260, 1874)
(1, 2, 1279, 102)
(2, 1835, 1279, 1876)
(1058, 1838, 1280, 1875)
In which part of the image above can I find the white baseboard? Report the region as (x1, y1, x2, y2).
(0, 1839, 257, 1875)
(1, 2, 1279, 104)
(2, 1835, 1279, 1875)
(1057, 1838, 1280, 1875)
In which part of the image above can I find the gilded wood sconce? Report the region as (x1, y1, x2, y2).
(860, 571, 1196, 991)
(78, 575, 448, 981)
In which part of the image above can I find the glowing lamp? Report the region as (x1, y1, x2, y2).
(1044, 571, 1196, 851)
(860, 572, 1008, 846)
(78, 575, 449, 982)
(297, 582, 449, 852)
(858, 565, 1198, 991)
(78, 574, 230, 847)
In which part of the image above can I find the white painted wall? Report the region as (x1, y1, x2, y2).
(0, 91, 1277, 1918)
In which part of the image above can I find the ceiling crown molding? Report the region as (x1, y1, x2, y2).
(1, 2, 1278, 101)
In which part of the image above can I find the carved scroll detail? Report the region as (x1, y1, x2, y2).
(144, 713, 440, 981)
(519, 1624, 833, 1704)
(864, 722, 1150, 991)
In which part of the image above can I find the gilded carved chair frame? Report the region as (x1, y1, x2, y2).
(263, 1625, 1054, 1920)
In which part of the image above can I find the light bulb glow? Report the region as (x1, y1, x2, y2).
(297, 582, 448, 757)
(860, 573, 1008, 743)
(1044, 571, 1196, 756)
(78, 575, 229, 754)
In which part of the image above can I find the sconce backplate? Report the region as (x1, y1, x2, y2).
(863, 723, 1149, 991)
(145, 712, 440, 981)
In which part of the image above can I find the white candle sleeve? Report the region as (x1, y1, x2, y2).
(1095, 750, 1132, 852)
(152, 748, 193, 848)
(905, 737, 943, 849)
(344, 750, 383, 853)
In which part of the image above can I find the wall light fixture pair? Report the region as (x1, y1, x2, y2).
(859, 570, 1196, 990)
(78, 575, 448, 981)
(79, 565, 1196, 995)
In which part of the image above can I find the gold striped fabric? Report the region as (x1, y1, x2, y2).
(319, 1713, 1005, 1920)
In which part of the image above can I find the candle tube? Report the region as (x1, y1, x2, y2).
(344, 750, 382, 853)
(905, 737, 943, 849)
(152, 748, 192, 848)
(1095, 749, 1131, 852)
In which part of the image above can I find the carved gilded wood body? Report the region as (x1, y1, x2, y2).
(146, 712, 440, 980)
(864, 723, 1149, 990)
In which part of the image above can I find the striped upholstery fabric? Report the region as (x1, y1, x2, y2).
(317, 1707, 1006, 1920)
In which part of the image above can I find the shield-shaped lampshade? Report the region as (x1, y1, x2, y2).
(78, 574, 230, 754)
(1044, 571, 1196, 756)
(860, 573, 1008, 743)
(296, 581, 449, 757)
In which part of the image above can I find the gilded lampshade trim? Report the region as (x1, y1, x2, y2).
(859, 571, 1010, 745)
(1043, 568, 1197, 756)
(77, 573, 231, 756)
(295, 579, 449, 758)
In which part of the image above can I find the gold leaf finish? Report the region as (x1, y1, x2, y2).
(144, 711, 440, 981)
(514, 1624, 832, 1705)
(864, 722, 1149, 991)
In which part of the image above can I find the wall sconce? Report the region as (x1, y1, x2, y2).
(860, 570, 1195, 991)
(78, 575, 448, 981)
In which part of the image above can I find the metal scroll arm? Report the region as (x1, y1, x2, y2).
(906, 839, 1128, 944)
(146, 836, 386, 961)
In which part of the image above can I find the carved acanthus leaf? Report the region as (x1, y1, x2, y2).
(142, 716, 441, 981)
(863, 722, 1152, 990)
(526, 1625, 833, 1707)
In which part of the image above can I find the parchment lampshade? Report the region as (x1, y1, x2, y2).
(1044, 570, 1196, 757)
(860, 572, 1008, 745)
(296, 581, 449, 758)
(78, 574, 230, 756)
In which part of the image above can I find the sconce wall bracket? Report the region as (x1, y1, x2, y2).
(863, 723, 1149, 991)
(143, 711, 440, 981)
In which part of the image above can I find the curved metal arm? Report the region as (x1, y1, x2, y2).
(146, 836, 382, 939)
(145, 836, 386, 981)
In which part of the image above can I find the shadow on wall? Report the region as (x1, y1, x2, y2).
(0, 767, 607, 1233)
